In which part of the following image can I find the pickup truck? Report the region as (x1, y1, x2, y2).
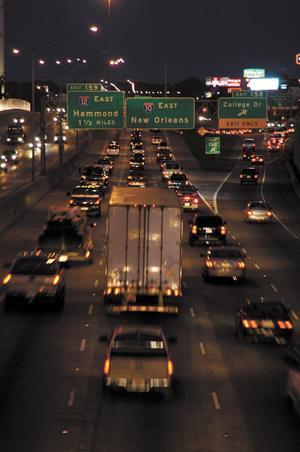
(102, 325, 174, 397)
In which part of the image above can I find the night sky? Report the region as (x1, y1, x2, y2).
(5, 0, 300, 85)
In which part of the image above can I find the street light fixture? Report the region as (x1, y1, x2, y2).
(12, 48, 20, 54)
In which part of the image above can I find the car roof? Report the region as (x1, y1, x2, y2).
(113, 325, 163, 337)
(243, 300, 288, 315)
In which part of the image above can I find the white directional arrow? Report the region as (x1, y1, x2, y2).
(237, 109, 248, 117)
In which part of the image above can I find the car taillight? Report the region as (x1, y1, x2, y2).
(167, 360, 174, 376)
(247, 210, 253, 216)
(277, 320, 293, 329)
(240, 174, 243, 178)
(254, 174, 258, 178)
(103, 358, 110, 375)
(192, 225, 197, 234)
(3, 274, 12, 285)
(242, 319, 258, 328)
(220, 226, 226, 235)
(52, 275, 60, 286)
(193, 198, 199, 203)
(267, 211, 272, 217)
(237, 261, 245, 269)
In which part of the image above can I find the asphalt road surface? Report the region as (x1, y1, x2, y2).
(0, 129, 299, 452)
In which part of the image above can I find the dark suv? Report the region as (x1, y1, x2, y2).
(240, 167, 258, 184)
(188, 214, 227, 246)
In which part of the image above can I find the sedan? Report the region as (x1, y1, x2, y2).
(127, 172, 146, 187)
(2, 252, 65, 310)
(244, 201, 273, 222)
(235, 300, 294, 344)
(102, 325, 174, 396)
(250, 155, 264, 165)
(240, 167, 258, 184)
(202, 246, 246, 282)
(167, 173, 189, 189)
(176, 184, 201, 210)
(2, 149, 20, 164)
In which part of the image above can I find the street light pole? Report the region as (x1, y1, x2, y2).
(31, 50, 35, 112)
(164, 57, 168, 96)
(0, 1, 5, 97)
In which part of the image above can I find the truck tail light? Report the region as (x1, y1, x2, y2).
(242, 319, 258, 329)
(192, 225, 197, 234)
(278, 320, 293, 329)
(52, 275, 60, 286)
(205, 259, 214, 268)
(3, 274, 12, 285)
(237, 261, 245, 269)
(103, 358, 110, 375)
(167, 360, 174, 376)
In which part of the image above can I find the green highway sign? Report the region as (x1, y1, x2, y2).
(233, 90, 267, 98)
(205, 137, 220, 155)
(67, 84, 124, 129)
(243, 68, 265, 79)
(268, 92, 294, 106)
(218, 97, 267, 129)
(125, 97, 195, 129)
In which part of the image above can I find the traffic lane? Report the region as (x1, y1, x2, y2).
(217, 153, 300, 311)
(82, 134, 253, 452)
(182, 210, 300, 452)
(168, 131, 300, 449)
(0, 131, 114, 450)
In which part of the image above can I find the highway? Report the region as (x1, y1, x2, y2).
(0, 128, 299, 452)
(0, 110, 77, 198)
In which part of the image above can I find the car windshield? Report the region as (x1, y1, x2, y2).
(83, 167, 104, 176)
(195, 216, 223, 227)
(245, 302, 288, 319)
(249, 202, 269, 209)
(111, 333, 167, 356)
(11, 257, 58, 275)
(178, 185, 197, 194)
(72, 187, 99, 195)
(242, 169, 256, 175)
(210, 249, 241, 258)
(171, 174, 187, 181)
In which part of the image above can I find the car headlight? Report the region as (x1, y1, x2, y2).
(12, 155, 16, 160)
(63, 136, 66, 141)
(1, 162, 6, 168)
(18, 137, 23, 142)
(7, 138, 11, 142)
(58, 255, 68, 263)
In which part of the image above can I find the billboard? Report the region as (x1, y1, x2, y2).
(249, 78, 279, 91)
(206, 77, 241, 88)
(243, 68, 265, 79)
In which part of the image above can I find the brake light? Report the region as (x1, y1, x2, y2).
(52, 275, 60, 285)
(193, 198, 199, 203)
(267, 211, 272, 217)
(237, 261, 245, 269)
(242, 319, 258, 328)
(247, 210, 253, 216)
(220, 226, 226, 235)
(3, 274, 12, 285)
(240, 174, 243, 178)
(205, 259, 214, 268)
(103, 358, 110, 375)
(192, 225, 197, 234)
(167, 360, 174, 376)
(254, 174, 258, 178)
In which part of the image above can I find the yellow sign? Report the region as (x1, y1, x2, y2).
(197, 127, 208, 136)
(218, 118, 267, 129)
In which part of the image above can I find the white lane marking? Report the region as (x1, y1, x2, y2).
(231, 235, 236, 240)
(291, 310, 299, 320)
(270, 283, 278, 293)
(212, 392, 221, 410)
(242, 248, 247, 254)
(254, 263, 260, 270)
(182, 281, 187, 289)
(88, 304, 94, 315)
(68, 388, 76, 407)
(261, 155, 300, 241)
(190, 307, 196, 318)
(199, 342, 206, 355)
(94, 279, 99, 287)
(80, 339, 86, 352)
